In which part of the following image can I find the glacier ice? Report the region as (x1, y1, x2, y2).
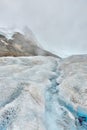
(0, 55, 86, 130)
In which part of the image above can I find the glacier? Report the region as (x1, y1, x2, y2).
(0, 55, 86, 130)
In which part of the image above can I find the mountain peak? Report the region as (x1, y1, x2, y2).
(0, 27, 60, 58)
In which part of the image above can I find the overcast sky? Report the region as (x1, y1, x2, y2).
(0, 0, 87, 57)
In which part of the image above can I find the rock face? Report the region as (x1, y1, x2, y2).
(0, 55, 87, 130)
(0, 32, 59, 58)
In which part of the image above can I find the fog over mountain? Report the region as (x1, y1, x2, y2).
(0, 0, 87, 57)
(0, 27, 59, 58)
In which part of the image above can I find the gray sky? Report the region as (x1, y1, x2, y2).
(0, 0, 87, 57)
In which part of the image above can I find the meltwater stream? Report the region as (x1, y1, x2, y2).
(44, 62, 87, 130)
(45, 78, 59, 130)
(44, 62, 65, 130)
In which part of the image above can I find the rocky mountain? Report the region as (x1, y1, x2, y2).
(0, 29, 87, 130)
(0, 30, 59, 58)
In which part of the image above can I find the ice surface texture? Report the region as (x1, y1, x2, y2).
(0, 55, 87, 130)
